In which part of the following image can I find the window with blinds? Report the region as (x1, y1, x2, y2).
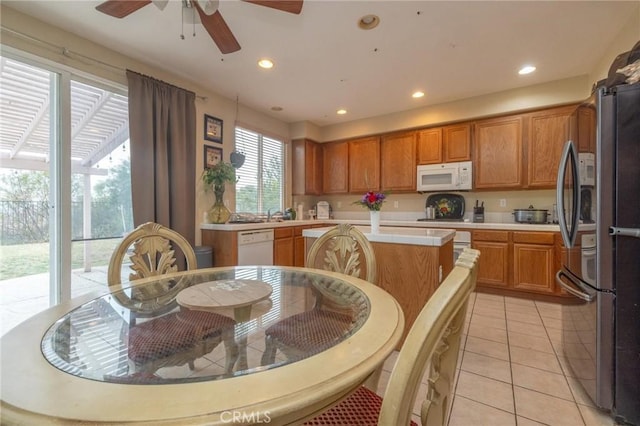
(234, 126, 285, 214)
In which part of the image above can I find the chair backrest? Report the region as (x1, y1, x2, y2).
(107, 222, 197, 287)
(306, 223, 377, 284)
(378, 247, 480, 426)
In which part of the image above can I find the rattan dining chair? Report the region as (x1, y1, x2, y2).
(304, 247, 480, 426)
(107, 222, 237, 375)
(261, 223, 377, 365)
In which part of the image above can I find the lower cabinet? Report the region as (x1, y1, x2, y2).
(472, 230, 561, 297)
(274, 227, 294, 266)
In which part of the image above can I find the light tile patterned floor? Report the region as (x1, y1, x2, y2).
(376, 292, 616, 426)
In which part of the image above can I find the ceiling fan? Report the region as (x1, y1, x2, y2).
(95, 0, 303, 54)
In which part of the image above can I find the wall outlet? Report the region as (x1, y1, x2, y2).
(337, 201, 342, 208)
(499, 199, 507, 207)
(393, 201, 399, 208)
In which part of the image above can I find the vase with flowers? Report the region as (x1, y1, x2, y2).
(353, 191, 386, 233)
(202, 161, 237, 224)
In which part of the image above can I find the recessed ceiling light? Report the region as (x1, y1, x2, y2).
(518, 65, 536, 75)
(412, 91, 425, 98)
(358, 14, 380, 30)
(271, 106, 283, 111)
(336, 109, 347, 115)
(258, 58, 274, 69)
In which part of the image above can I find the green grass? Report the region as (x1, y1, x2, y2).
(0, 239, 121, 281)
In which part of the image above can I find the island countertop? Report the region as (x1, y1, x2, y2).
(302, 225, 455, 247)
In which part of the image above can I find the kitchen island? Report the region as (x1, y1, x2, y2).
(303, 226, 455, 346)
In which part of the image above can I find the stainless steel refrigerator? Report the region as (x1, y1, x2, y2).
(556, 82, 640, 425)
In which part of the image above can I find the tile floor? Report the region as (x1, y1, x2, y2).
(376, 292, 617, 426)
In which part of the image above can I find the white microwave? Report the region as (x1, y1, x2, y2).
(579, 153, 595, 187)
(416, 161, 473, 192)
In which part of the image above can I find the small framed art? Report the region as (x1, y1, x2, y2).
(204, 145, 223, 169)
(204, 114, 223, 143)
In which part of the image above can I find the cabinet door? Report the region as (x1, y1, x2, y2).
(380, 132, 417, 191)
(527, 106, 574, 188)
(577, 106, 596, 154)
(274, 237, 294, 266)
(513, 243, 555, 294)
(349, 136, 380, 193)
(292, 139, 323, 195)
(472, 241, 510, 288)
(474, 115, 523, 189)
(293, 226, 306, 267)
(443, 123, 471, 162)
(322, 141, 349, 194)
(417, 128, 442, 165)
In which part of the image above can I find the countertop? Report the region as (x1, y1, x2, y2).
(201, 219, 563, 232)
(302, 225, 455, 247)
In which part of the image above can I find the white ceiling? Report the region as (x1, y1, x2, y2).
(3, 1, 639, 127)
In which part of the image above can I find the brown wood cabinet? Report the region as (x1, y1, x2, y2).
(348, 136, 380, 193)
(474, 115, 524, 189)
(472, 230, 511, 288)
(512, 231, 555, 294)
(526, 106, 574, 188)
(292, 139, 323, 195)
(293, 226, 306, 267)
(472, 229, 564, 297)
(443, 123, 472, 162)
(273, 227, 294, 266)
(577, 105, 596, 153)
(417, 127, 442, 164)
(322, 141, 349, 194)
(380, 131, 417, 191)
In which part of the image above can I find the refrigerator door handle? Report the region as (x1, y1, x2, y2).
(609, 226, 640, 239)
(556, 141, 580, 248)
(555, 270, 596, 302)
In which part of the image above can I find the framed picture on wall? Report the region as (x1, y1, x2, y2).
(204, 145, 223, 169)
(204, 114, 223, 143)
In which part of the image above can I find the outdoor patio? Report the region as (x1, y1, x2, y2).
(0, 267, 111, 336)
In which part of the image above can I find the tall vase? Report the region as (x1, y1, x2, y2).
(208, 184, 231, 224)
(369, 210, 380, 234)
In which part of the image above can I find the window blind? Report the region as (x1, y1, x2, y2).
(235, 126, 284, 214)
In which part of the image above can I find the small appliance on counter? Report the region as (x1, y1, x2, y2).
(418, 193, 465, 221)
(512, 205, 550, 224)
(316, 201, 331, 220)
(473, 200, 484, 223)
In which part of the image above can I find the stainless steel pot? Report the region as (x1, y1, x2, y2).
(512, 205, 550, 224)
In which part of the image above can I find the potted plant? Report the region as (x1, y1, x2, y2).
(202, 161, 237, 224)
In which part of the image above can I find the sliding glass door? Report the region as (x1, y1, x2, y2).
(0, 52, 131, 335)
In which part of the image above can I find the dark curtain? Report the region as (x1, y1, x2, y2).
(126, 70, 196, 245)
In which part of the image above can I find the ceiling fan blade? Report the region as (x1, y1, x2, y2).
(95, 0, 152, 18)
(242, 0, 303, 15)
(193, 2, 241, 54)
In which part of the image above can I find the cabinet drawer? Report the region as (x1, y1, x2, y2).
(473, 230, 509, 242)
(513, 231, 554, 245)
(274, 227, 294, 239)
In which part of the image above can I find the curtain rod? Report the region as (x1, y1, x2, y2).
(1, 25, 208, 101)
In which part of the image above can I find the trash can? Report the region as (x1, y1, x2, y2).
(194, 245, 213, 268)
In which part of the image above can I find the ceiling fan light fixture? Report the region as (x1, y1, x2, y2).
(197, 0, 219, 15)
(258, 58, 274, 69)
(358, 14, 380, 30)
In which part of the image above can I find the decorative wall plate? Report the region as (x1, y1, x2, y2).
(425, 193, 465, 220)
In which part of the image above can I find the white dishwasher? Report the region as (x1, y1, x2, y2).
(237, 229, 274, 266)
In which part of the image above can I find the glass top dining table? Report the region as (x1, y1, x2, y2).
(1, 266, 404, 425)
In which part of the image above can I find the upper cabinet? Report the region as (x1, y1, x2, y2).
(417, 123, 471, 165)
(443, 123, 472, 162)
(381, 131, 417, 191)
(292, 139, 323, 196)
(526, 105, 575, 188)
(417, 128, 442, 164)
(577, 105, 596, 153)
(474, 115, 524, 189)
(348, 136, 380, 193)
(322, 141, 349, 194)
